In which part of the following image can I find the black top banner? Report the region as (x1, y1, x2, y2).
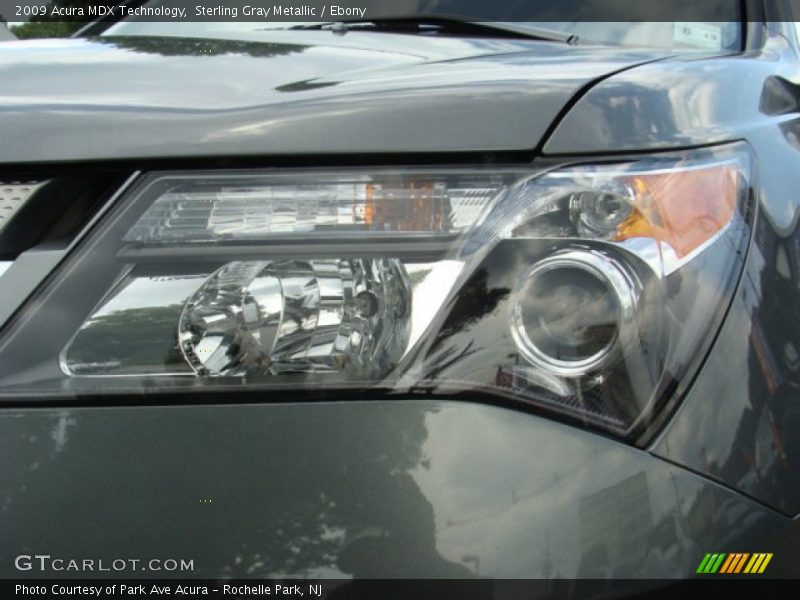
(0, 0, 782, 24)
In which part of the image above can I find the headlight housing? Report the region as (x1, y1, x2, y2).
(0, 144, 753, 438)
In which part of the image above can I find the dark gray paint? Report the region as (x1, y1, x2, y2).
(544, 33, 799, 155)
(0, 34, 664, 163)
(1, 22, 800, 580)
(0, 401, 789, 579)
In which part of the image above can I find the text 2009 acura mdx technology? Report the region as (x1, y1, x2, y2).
(1, 0, 800, 586)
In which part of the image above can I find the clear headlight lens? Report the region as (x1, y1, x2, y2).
(0, 147, 753, 438)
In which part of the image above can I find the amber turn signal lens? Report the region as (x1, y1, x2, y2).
(615, 165, 738, 258)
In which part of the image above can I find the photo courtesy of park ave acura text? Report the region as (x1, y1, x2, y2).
(1, 0, 800, 597)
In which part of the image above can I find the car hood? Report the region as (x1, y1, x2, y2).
(0, 33, 666, 163)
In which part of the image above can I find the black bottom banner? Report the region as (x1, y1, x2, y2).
(4, 579, 797, 600)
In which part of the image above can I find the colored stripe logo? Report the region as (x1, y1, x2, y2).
(696, 553, 773, 574)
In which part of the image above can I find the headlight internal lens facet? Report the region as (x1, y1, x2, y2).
(179, 258, 411, 377)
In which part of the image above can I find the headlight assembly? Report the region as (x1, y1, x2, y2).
(0, 145, 753, 439)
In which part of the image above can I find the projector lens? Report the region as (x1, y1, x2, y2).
(511, 251, 637, 376)
(520, 267, 619, 359)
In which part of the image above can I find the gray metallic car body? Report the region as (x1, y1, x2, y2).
(0, 33, 663, 162)
(1, 14, 800, 583)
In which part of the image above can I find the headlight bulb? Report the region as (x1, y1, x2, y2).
(570, 181, 635, 239)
